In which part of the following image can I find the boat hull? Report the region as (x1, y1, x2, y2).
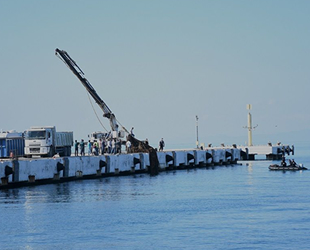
(269, 164, 307, 171)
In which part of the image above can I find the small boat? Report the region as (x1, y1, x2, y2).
(269, 163, 307, 171)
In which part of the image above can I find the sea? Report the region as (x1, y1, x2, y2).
(1, 143, 310, 250)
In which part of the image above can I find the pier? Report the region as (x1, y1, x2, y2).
(237, 105, 294, 160)
(0, 147, 241, 189)
(239, 144, 294, 160)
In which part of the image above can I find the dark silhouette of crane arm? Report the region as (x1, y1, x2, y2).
(55, 48, 118, 131)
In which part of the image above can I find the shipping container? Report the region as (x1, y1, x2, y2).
(0, 131, 25, 158)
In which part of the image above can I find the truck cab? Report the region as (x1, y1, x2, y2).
(24, 126, 56, 157)
(24, 126, 73, 157)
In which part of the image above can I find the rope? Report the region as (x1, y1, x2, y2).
(56, 51, 130, 135)
(87, 92, 109, 132)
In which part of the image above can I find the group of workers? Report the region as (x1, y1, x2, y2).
(74, 135, 166, 156)
(281, 156, 297, 167)
(74, 138, 122, 156)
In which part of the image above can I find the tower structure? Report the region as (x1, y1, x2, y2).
(247, 104, 253, 146)
(196, 115, 199, 148)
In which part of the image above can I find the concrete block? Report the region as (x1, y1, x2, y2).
(174, 151, 186, 167)
(186, 150, 195, 165)
(194, 150, 206, 165)
(139, 153, 150, 170)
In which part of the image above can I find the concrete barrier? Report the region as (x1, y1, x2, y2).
(186, 150, 195, 166)
(194, 150, 206, 166)
(0, 147, 240, 189)
(174, 151, 186, 167)
(18, 158, 62, 182)
(106, 155, 119, 174)
(212, 149, 225, 165)
(0, 160, 13, 184)
(139, 153, 150, 170)
(232, 148, 241, 162)
(157, 151, 174, 169)
(67, 156, 100, 177)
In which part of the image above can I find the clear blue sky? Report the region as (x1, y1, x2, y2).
(1, 0, 310, 148)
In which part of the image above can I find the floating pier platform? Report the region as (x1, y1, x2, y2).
(239, 144, 294, 160)
(0, 147, 241, 189)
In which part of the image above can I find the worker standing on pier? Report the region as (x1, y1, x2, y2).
(111, 139, 116, 154)
(159, 138, 165, 151)
(80, 139, 85, 156)
(93, 140, 98, 154)
(98, 139, 102, 154)
(101, 138, 105, 155)
(92, 143, 98, 156)
(107, 140, 112, 154)
(87, 140, 92, 155)
(74, 140, 79, 156)
(116, 139, 121, 154)
(126, 139, 132, 153)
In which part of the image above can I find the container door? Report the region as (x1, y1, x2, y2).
(0, 139, 4, 157)
(7, 139, 13, 157)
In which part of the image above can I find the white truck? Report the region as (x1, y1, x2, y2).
(24, 126, 73, 157)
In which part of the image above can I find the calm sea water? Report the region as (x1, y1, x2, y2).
(1, 144, 310, 250)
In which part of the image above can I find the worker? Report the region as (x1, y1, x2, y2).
(107, 140, 112, 154)
(99, 139, 102, 154)
(87, 140, 92, 155)
(116, 139, 121, 154)
(93, 140, 99, 155)
(159, 138, 165, 151)
(130, 127, 135, 137)
(74, 140, 79, 156)
(281, 156, 286, 167)
(126, 140, 132, 153)
(111, 139, 116, 154)
(92, 143, 98, 156)
(80, 139, 85, 156)
(101, 138, 106, 155)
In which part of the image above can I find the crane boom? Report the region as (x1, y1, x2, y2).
(55, 48, 119, 132)
(55, 48, 159, 175)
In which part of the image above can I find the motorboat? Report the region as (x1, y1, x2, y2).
(269, 160, 307, 171)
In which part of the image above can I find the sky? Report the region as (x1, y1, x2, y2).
(1, 0, 310, 149)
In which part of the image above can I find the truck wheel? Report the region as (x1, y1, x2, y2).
(48, 148, 55, 158)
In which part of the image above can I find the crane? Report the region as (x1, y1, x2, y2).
(55, 48, 159, 175)
(55, 48, 126, 136)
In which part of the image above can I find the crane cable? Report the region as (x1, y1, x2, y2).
(86, 92, 109, 132)
(57, 52, 130, 135)
(86, 92, 130, 134)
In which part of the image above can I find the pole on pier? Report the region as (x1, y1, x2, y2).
(196, 115, 199, 148)
(247, 105, 253, 146)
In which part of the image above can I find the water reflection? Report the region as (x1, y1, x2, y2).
(1, 162, 310, 250)
(0, 175, 160, 205)
(0, 188, 21, 204)
(0, 163, 278, 206)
